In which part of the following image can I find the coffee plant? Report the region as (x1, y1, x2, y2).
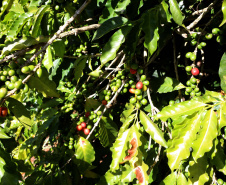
(0, 0, 226, 184)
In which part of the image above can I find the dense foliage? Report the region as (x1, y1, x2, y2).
(0, 0, 226, 184)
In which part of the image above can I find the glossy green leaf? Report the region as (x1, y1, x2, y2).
(210, 139, 226, 175)
(0, 0, 14, 19)
(100, 26, 131, 65)
(177, 173, 188, 185)
(28, 68, 60, 98)
(7, 13, 33, 38)
(121, 164, 136, 183)
(218, 102, 226, 132)
(52, 40, 65, 57)
(120, 104, 135, 123)
(93, 16, 128, 40)
(169, 0, 184, 26)
(157, 77, 185, 93)
(74, 137, 95, 173)
(98, 117, 118, 147)
(1, 36, 47, 56)
(140, 110, 168, 148)
(219, 52, 226, 92)
(123, 125, 142, 163)
(110, 128, 131, 171)
(43, 46, 53, 72)
(74, 56, 88, 81)
(205, 90, 225, 101)
(31, 5, 50, 38)
(118, 114, 135, 137)
(99, 0, 118, 24)
(188, 157, 209, 185)
(30, 0, 42, 6)
(142, 8, 159, 56)
(0, 128, 10, 139)
(124, 22, 142, 60)
(167, 112, 202, 171)
(160, 1, 171, 23)
(192, 109, 218, 161)
(97, 170, 121, 185)
(160, 172, 177, 185)
(10, 1, 24, 13)
(114, 0, 131, 12)
(49, 58, 61, 80)
(220, 0, 226, 26)
(155, 99, 207, 122)
(7, 98, 32, 128)
(98, 121, 110, 147)
(85, 98, 100, 112)
(0, 156, 21, 185)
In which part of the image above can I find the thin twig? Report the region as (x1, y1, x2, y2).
(25, 0, 92, 65)
(59, 24, 100, 38)
(0, 46, 40, 65)
(86, 81, 126, 140)
(187, 0, 218, 30)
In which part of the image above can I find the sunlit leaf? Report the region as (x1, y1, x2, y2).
(43, 46, 53, 72)
(93, 16, 128, 40)
(74, 56, 88, 81)
(142, 8, 159, 56)
(177, 173, 188, 184)
(140, 110, 168, 148)
(160, 171, 177, 185)
(7, 98, 32, 128)
(31, 5, 50, 38)
(192, 109, 218, 161)
(220, 0, 226, 26)
(210, 139, 226, 175)
(7, 13, 33, 38)
(1, 36, 47, 56)
(167, 112, 202, 171)
(100, 26, 131, 66)
(28, 68, 60, 98)
(74, 137, 95, 173)
(219, 52, 226, 92)
(188, 156, 209, 185)
(218, 102, 226, 131)
(114, 0, 131, 12)
(157, 77, 185, 93)
(0, 128, 10, 139)
(169, 0, 184, 25)
(110, 128, 131, 171)
(155, 99, 207, 122)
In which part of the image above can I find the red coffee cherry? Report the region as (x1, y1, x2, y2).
(76, 125, 83, 131)
(85, 112, 90, 118)
(129, 88, 136, 94)
(191, 68, 200, 76)
(136, 82, 143, 89)
(83, 128, 90, 135)
(1, 107, 7, 117)
(130, 68, 137, 74)
(80, 122, 86, 128)
(102, 100, 107, 105)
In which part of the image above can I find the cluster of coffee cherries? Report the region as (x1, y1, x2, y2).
(185, 66, 201, 97)
(75, 44, 87, 57)
(64, 137, 75, 150)
(0, 60, 36, 99)
(129, 75, 149, 108)
(75, 111, 103, 135)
